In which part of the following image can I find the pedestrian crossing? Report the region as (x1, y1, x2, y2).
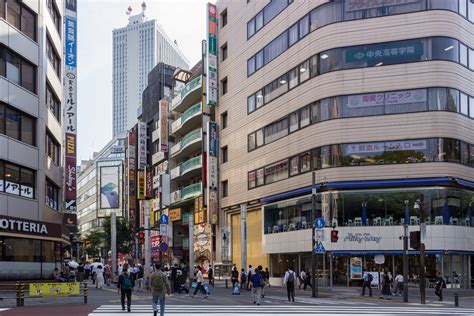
(264, 295, 377, 305)
(89, 304, 474, 315)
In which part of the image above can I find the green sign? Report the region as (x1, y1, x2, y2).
(208, 35, 217, 56)
(346, 41, 423, 63)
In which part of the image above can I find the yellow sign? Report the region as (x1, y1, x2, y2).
(169, 208, 181, 221)
(29, 282, 80, 297)
(150, 199, 155, 227)
(137, 170, 145, 200)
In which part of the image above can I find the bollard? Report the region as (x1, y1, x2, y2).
(15, 284, 20, 307)
(454, 292, 459, 307)
(83, 282, 88, 304)
(225, 279, 228, 288)
(19, 283, 25, 306)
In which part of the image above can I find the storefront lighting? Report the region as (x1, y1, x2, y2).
(444, 45, 454, 51)
(321, 54, 329, 59)
(5, 173, 11, 177)
(375, 62, 383, 67)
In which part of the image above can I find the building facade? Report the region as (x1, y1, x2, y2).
(0, 0, 71, 279)
(217, 0, 474, 288)
(112, 3, 190, 137)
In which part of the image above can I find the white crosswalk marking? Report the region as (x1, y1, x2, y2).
(264, 295, 376, 305)
(89, 304, 474, 315)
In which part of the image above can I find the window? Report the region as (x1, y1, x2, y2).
(289, 23, 298, 47)
(0, 103, 35, 146)
(288, 67, 298, 90)
(221, 43, 228, 61)
(247, 18, 255, 38)
(1, 161, 35, 198)
(470, 97, 474, 118)
(248, 0, 292, 38)
(255, 11, 263, 32)
(221, 77, 228, 95)
(263, 31, 288, 64)
(221, 111, 228, 129)
(46, 84, 61, 122)
(299, 60, 310, 83)
(248, 170, 256, 188)
(6, 52, 20, 85)
(46, 132, 60, 165)
(46, 37, 60, 76)
(264, 159, 288, 184)
(264, 118, 288, 144)
(299, 106, 310, 127)
(220, 9, 227, 28)
(221, 146, 228, 163)
(46, 178, 59, 210)
(4, 0, 36, 41)
(289, 112, 299, 133)
(221, 180, 228, 198)
(299, 15, 309, 38)
(0, 47, 37, 93)
(46, 0, 61, 34)
(247, 95, 256, 113)
(460, 93, 469, 116)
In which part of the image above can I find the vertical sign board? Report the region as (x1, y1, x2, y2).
(146, 168, 153, 198)
(206, 121, 218, 224)
(138, 122, 147, 170)
(137, 170, 145, 200)
(206, 3, 218, 106)
(159, 100, 168, 152)
(128, 128, 137, 234)
(64, 1, 77, 212)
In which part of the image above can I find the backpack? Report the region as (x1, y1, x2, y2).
(122, 274, 133, 290)
(151, 272, 165, 292)
(288, 271, 295, 283)
(367, 273, 373, 282)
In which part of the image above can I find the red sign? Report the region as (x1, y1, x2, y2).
(65, 133, 76, 211)
(146, 169, 153, 198)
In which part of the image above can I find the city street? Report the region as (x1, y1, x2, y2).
(0, 281, 473, 315)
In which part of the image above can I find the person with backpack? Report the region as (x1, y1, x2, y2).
(247, 265, 253, 290)
(239, 268, 247, 291)
(150, 263, 171, 316)
(284, 266, 296, 302)
(361, 269, 373, 297)
(434, 273, 446, 301)
(250, 266, 264, 305)
(192, 266, 208, 298)
(231, 266, 239, 289)
(117, 263, 135, 312)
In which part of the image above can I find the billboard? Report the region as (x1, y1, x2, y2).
(206, 3, 218, 106)
(206, 121, 218, 224)
(159, 100, 168, 152)
(64, 134, 76, 211)
(138, 122, 147, 169)
(100, 166, 119, 209)
(137, 170, 145, 200)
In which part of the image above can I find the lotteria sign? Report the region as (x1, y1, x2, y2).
(0, 215, 62, 238)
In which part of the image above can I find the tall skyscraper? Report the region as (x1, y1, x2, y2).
(112, 3, 190, 136)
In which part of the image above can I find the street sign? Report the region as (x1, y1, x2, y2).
(160, 224, 168, 236)
(314, 218, 325, 229)
(160, 242, 168, 252)
(314, 241, 326, 254)
(315, 229, 325, 242)
(160, 214, 169, 225)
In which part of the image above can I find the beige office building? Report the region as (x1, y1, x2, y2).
(217, 0, 474, 287)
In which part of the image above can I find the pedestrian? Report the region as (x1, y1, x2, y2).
(150, 263, 171, 316)
(170, 264, 178, 293)
(264, 268, 270, 287)
(208, 266, 214, 287)
(257, 266, 265, 298)
(96, 264, 105, 289)
(250, 266, 264, 305)
(380, 271, 392, 300)
(361, 269, 373, 297)
(299, 269, 306, 289)
(240, 268, 247, 291)
(64, 264, 71, 281)
(393, 272, 404, 296)
(77, 263, 84, 282)
(92, 261, 99, 285)
(247, 265, 253, 290)
(104, 264, 112, 286)
(435, 274, 445, 301)
(53, 267, 60, 281)
(304, 270, 312, 290)
(137, 266, 144, 292)
(84, 262, 91, 281)
(192, 266, 208, 298)
(118, 264, 123, 274)
(283, 266, 296, 302)
(231, 266, 239, 288)
(117, 263, 135, 312)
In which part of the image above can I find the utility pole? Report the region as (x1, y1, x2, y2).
(311, 171, 318, 298)
(111, 212, 117, 278)
(418, 196, 426, 304)
(403, 200, 409, 303)
(188, 215, 194, 293)
(144, 204, 151, 279)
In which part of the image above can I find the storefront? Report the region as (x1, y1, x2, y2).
(261, 179, 474, 288)
(0, 215, 70, 280)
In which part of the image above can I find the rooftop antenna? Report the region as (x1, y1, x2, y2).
(141, 2, 146, 17)
(126, 5, 132, 16)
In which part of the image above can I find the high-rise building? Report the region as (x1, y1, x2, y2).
(112, 3, 190, 136)
(0, 0, 71, 279)
(217, 0, 474, 286)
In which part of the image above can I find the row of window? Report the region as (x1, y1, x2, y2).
(46, 83, 61, 122)
(247, 0, 474, 76)
(248, 87, 474, 152)
(46, 0, 61, 35)
(0, 161, 35, 198)
(46, 132, 60, 165)
(46, 37, 60, 77)
(247, 0, 293, 39)
(248, 138, 474, 189)
(46, 178, 59, 210)
(0, 102, 35, 146)
(0, 45, 36, 93)
(248, 37, 474, 114)
(0, 0, 36, 41)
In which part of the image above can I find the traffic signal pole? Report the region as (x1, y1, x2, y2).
(311, 172, 318, 298)
(418, 197, 426, 304)
(403, 201, 409, 303)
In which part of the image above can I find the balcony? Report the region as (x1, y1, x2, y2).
(171, 102, 202, 136)
(170, 155, 202, 180)
(170, 182, 202, 205)
(171, 76, 202, 113)
(170, 128, 202, 159)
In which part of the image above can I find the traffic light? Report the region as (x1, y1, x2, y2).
(331, 230, 339, 243)
(138, 231, 145, 244)
(410, 231, 420, 250)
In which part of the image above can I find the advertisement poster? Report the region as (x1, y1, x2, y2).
(350, 257, 363, 279)
(206, 3, 218, 106)
(64, 134, 77, 211)
(29, 282, 79, 297)
(159, 100, 168, 152)
(100, 166, 119, 209)
(138, 122, 147, 169)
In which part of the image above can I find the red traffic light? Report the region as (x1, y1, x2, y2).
(331, 230, 339, 243)
(138, 232, 145, 243)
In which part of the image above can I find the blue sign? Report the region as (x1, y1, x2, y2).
(160, 214, 169, 225)
(314, 242, 326, 254)
(66, 0, 77, 12)
(160, 242, 168, 252)
(314, 218, 325, 229)
(65, 16, 77, 68)
(209, 121, 217, 157)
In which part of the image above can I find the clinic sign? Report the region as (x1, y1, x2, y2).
(345, 0, 419, 12)
(206, 3, 218, 106)
(347, 89, 426, 108)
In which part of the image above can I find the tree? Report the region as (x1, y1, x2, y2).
(101, 216, 133, 255)
(84, 229, 106, 258)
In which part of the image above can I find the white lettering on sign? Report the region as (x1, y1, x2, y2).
(0, 219, 48, 235)
(344, 232, 381, 243)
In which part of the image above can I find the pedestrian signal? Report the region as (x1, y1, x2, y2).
(410, 231, 420, 250)
(330, 230, 339, 243)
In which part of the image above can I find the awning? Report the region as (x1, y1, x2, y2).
(331, 250, 474, 256)
(260, 184, 321, 204)
(0, 231, 70, 244)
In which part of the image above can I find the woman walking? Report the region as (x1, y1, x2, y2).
(380, 272, 392, 300)
(96, 264, 105, 289)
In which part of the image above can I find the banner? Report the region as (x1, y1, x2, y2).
(146, 168, 153, 198)
(29, 282, 79, 297)
(159, 101, 168, 152)
(63, 213, 77, 232)
(137, 170, 145, 200)
(127, 128, 137, 232)
(138, 122, 147, 169)
(100, 166, 119, 209)
(206, 3, 218, 106)
(64, 134, 76, 211)
(350, 257, 363, 279)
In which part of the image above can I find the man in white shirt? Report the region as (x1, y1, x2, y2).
(283, 267, 296, 302)
(394, 272, 404, 296)
(299, 269, 306, 289)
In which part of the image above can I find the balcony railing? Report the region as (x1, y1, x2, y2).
(171, 182, 202, 204)
(181, 155, 202, 175)
(171, 76, 202, 111)
(170, 128, 202, 156)
(171, 102, 201, 134)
